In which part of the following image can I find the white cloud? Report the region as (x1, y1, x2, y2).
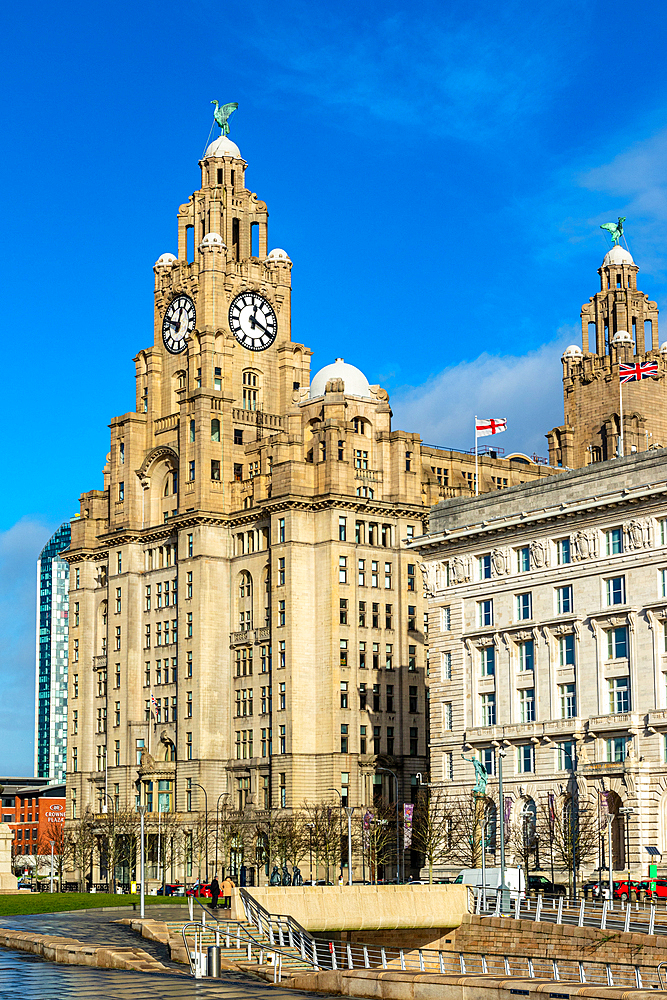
(0, 517, 56, 775)
(391, 333, 574, 459)
(578, 126, 667, 278)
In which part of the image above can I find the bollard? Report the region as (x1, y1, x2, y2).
(207, 946, 221, 978)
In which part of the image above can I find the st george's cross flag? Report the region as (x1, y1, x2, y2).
(619, 361, 658, 383)
(475, 417, 507, 437)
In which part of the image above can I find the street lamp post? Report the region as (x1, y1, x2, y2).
(193, 783, 209, 882)
(620, 806, 635, 888)
(101, 791, 117, 894)
(307, 823, 314, 883)
(215, 792, 227, 877)
(49, 840, 54, 894)
(328, 788, 344, 882)
(497, 747, 508, 912)
(138, 805, 146, 918)
(345, 807, 355, 885)
(377, 767, 400, 883)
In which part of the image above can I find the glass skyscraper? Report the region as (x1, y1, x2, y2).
(35, 523, 71, 782)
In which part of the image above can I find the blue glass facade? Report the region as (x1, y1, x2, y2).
(36, 523, 71, 782)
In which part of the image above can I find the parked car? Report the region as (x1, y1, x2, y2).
(642, 878, 667, 899)
(186, 882, 212, 898)
(528, 875, 566, 896)
(613, 880, 644, 901)
(454, 867, 525, 901)
(157, 883, 185, 896)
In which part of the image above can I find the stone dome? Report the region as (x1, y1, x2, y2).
(602, 245, 634, 267)
(199, 232, 226, 251)
(612, 330, 632, 344)
(204, 135, 242, 159)
(562, 344, 583, 358)
(266, 248, 292, 264)
(155, 252, 177, 267)
(309, 358, 371, 399)
(660, 343, 667, 354)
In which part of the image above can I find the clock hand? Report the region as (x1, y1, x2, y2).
(250, 315, 268, 334)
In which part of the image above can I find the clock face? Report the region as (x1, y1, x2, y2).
(162, 295, 196, 354)
(228, 291, 277, 351)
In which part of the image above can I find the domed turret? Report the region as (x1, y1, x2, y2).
(309, 358, 371, 398)
(204, 135, 243, 160)
(562, 344, 583, 359)
(155, 252, 177, 268)
(199, 232, 226, 252)
(603, 245, 635, 267)
(612, 330, 632, 345)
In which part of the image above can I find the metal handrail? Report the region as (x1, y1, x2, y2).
(177, 893, 664, 988)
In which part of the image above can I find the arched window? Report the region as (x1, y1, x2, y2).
(211, 418, 220, 442)
(239, 571, 253, 599)
(189, 420, 195, 442)
(242, 370, 259, 411)
(356, 486, 374, 499)
(352, 417, 365, 434)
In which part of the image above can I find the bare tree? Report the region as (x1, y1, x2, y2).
(537, 791, 599, 890)
(412, 789, 456, 883)
(446, 792, 485, 868)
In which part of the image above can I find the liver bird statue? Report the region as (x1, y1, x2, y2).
(211, 100, 239, 136)
(600, 216, 626, 246)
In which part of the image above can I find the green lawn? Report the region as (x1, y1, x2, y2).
(0, 893, 190, 917)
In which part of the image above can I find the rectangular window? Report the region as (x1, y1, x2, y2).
(340, 681, 348, 709)
(384, 562, 392, 589)
(188, 460, 195, 481)
(481, 746, 496, 776)
(187, 533, 193, 557)
(186, 733, 192, 760)
(407, 684, 417, 713)
(478, 600, 493, 627)
(339, 556, 348, 584)
(360, 724, 367, 754)
(556, 538, 571, 565)
(606, 528, 623, 555)
(187, 612, 192, 637)
(409, 727, 418, 756)
(279, 682, 286, 711)
(407, 564, 416, 591)
(358, 601, 367, 628)
(407, 605, 416, 631)
(518, 640, 534, 671)
(516, 592, 532, 620)
(73, 638, 79, 662)
(115, 587, 122, 613)
(442, 650, 452, 679)
(211, 459, 221, 480)
(441, 606, 451, 631)
(479, 554, 492, 580)
(519, 688, 535, 723)
(557, 741, 574, 770)
(386, 684, 394, 712)
(556, 585, 573, 614)
(385, 604, 392, 630)
(558, 634, 575, 666)
(480, 693, 496, 726)
(358, 559, 366, 587)
(443, 702, 453, 730)
(408, 644, 417, 672)
(517, 546, 530, 572)
(606, 576, 626, 606)
(186, 691, 193, 717)
(72, 746, 78, 772)
(372, 603, 379, 628)
(115, 625, 121, 650)
(340, 640, 348, 667)
(559, 683, 576, 718)
(385, 643, 393, 671)
(480, 646, 495, 676)
(607, 626, 628, 660)
(609, 676, 631, 713)
(339, 516, 347, 541)
(340, 598, 348, 625)
(517, 744, 534, 773)
(278, 518, 285, 543)
(279, 726, 286, 754)
(371, 561, 379, 587)
(606, 737, 627, 762)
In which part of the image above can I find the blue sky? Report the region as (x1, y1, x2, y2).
(3, 0, 667, 772)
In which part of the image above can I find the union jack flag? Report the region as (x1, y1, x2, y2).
(619, 361, 658, 383)
(151, 694, 158, 716)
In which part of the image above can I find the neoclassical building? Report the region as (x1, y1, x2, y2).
(64, 121, 558, 884)
(414, 242, 667, 879)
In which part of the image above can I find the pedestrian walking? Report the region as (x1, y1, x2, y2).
(221, 875, 235, 909)
(210, 874, 221, 909)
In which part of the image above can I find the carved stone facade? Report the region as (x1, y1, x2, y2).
(548, 246, 667, 469)
(411, 449, 667, 879)
(63, 129, 559, 883)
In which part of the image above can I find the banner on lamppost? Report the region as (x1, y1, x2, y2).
(403, 804, 415, 849)
(600, 790, 610, 817)
(504, 795, 513, 835)
(363, 810, 373, 851)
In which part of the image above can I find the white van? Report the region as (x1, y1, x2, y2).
(453, 866, 525, 901)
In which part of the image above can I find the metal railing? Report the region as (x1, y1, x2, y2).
(474, 888, 667, 936)
(238, 886, 315, 961)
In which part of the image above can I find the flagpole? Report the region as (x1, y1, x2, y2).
(475, 416, 479, 496)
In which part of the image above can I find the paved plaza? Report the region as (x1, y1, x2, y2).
(0, 907, 331, 999)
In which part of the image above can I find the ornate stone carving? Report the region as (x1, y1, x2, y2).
(449, 556, 470, 584)
(572, 529, 598, 561)
(491, 548, 508, 575)
(625, 518, 652, 550)
(552, 624, 574, 638)
(530, 540, 549, 569)
(419, 562, 438, 596)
